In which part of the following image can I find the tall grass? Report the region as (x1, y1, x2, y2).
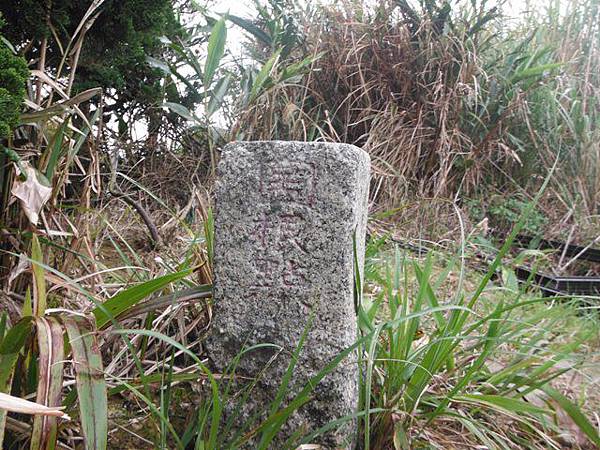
(1, 173, 599, 448)
(232, 0, 599, 221)
(514, 0, 600, 219)
(359, 243, 599, 449)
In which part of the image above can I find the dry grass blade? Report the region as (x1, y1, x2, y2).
(0, 393, 69, 419)
(31, 317, 65, 450)
(63, 315, 107, 450)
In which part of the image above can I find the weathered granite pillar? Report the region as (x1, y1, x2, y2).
(207, 141, 370, 448)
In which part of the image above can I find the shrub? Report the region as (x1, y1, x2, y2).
(0, 33, 28, 140)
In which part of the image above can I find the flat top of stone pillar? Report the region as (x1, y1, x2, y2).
(220, 140, 370, 165)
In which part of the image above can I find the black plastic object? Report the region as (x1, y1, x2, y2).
(514, 235, 600, 296)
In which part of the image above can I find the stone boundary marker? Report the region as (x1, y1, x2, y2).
(207, 141, 370, 448)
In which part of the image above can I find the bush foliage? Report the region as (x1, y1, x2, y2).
(0, 32, 28, 140)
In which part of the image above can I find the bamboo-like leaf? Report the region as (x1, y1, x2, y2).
(162, 102, 196, 122)
(279, 53, 321, 83)
(63, 315, 107, 450)
(92, 269, 192, 329)
(207, 75, 231, 116)
(31, 317, 65, 450)
(204, 208, 214, 267)
(20, 88, 102, 125)
(248, 49, 281, 103)
(227, 14, 272, 46)
(31, 234, 47, 317)
(71, 107, 100, 159)
(0, 35, 16, 53)
(510, 63, 562, 83)
(117, 284, 211, 321)
(43, 120, 69, 181)
(0, 317, 33, 445)
(204, 17, 227, 88)
(145, 55, 172, 75)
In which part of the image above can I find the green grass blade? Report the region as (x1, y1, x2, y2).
(257, 314, 314, 449)
(31, 234, 47, 316)
(456, 394, 549, 416)
(249, 49, 281, 103)
(542, 386, 600, 447)
(107, 329, 222, 450)
(425, 301, 504, 423)
(43, 119, 68, 180)
(93, 269, 192, 329)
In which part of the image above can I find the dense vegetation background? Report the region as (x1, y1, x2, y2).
(0, 0, 599, 449)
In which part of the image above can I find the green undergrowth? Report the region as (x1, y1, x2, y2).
(1, 179, 599, 450)
(96, 234, 600, 450)
(359, 237, 600, 449)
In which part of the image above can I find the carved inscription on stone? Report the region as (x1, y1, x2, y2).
(207, 141, 371, 449)
(250, 161, 316, 302)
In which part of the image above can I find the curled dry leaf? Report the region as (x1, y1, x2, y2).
(11, 162, 52, 225)
(7, 253, 30, 289)
(0, 393, 70, 420)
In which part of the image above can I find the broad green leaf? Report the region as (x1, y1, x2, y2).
(20, 88, 102, 123)
(207, 75, 231, 116)
(204, 208, 214, 267)
(163, 102, 196, 122)
(31, 234, 47, 316)
(23, 287, 32, 317)
(43, 120, 68, 180)
(145, 55, 172, 75)
(227, 14, 272, 46)
(204, 17, 227, 88)
(66, 108, 100, 169)
(93, 269, 192, 329)
(63, 316, 107, 450)
(510, 63, 562, 83)
(249, 49, 281, 103)
(0, 35, 16, 53)
(279, 53, 321, 83)
(0, 317, 33, 446)
(115, 285, 212, 321)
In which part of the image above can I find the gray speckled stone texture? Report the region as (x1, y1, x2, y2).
(206, 141, 370, 449)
